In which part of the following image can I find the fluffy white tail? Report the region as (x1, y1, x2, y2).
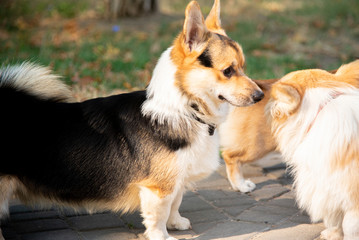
(0, 62, 73, 102)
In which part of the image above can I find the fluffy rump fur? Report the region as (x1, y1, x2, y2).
(267, 60, 359, 240)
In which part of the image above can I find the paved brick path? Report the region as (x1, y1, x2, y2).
(1, 152, 324, 240)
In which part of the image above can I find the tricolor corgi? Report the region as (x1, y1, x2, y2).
(267, 60, 359, 240)
(0, 1, 263, 240)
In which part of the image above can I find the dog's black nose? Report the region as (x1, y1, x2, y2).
(251, 90, 264, 103)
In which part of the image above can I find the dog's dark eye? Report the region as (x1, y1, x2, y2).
(223, 66, 234, 78)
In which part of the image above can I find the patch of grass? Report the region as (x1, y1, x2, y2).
(53, 1, 88, 18)
(228, 21, 266, 53)
(1, 0, 89, 30)
(245, 55, 316, 80)
(296, 0, 359, 29)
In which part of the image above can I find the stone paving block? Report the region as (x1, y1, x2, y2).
(211, 194, 257, 208)
(21, 229, 81, 240)
(266, 168, 287, 180)
(120, 212, 145, 229)
(221, 190, 250, 199)
(236, 204, 298, 224)
(191, 221, 218, 234)
(251, 223, 324, 240)
(254, 152, 283, 169)
(252, 204, 299, 217)
(197, 221, 269, 240)
(4, 219, 68, 234)
(266, 197, 297, 209)
(250, 176, 275, 185)
(237, 209, 288, 225)
(134, 234, 147, 240)
(179, 196, 213, 213)
(182, 209, 228, 224)
(168, 229, 197, 239)
(274, 190, 295, 199)
(9, 210, 60, 222)
(289, 212, 312, 224)
(67, 213, 125, 231)
(9, 205, 39, 214)
(249, 184, 290, 201)
(81, 228, 138, 240)
(196, 189, 233, 201)
(194, 172, 230, 190)
(262, 161, 286, 172)
(222, 204, 256, 218)
(183, 190, 198, 198)
(2, 227, 19, 240)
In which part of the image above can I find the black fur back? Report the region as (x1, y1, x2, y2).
(0, 86, 189, 203)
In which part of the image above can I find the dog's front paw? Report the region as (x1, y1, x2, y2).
(145, 230, 177, 240)
(320, 227, 343, 240)
(237, 179, 256, 193)
(167, 216, 191, 230)
(166, 237, 178, 240)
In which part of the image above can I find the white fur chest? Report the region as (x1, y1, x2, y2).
(178, 125, 220, 184)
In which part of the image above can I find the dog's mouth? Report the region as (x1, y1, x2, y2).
(218, 95, 226, 101)
(218, 94, 255, 107)
(218, 94, 242, 107)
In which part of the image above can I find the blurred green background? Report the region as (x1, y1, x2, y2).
(1, 0, 358, 98)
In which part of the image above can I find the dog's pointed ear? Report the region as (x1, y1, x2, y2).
(183, 1, 208, 52)
(205, 0, 223, 33)
(269, 83, 301, 119)
(335, 60, 359, 88)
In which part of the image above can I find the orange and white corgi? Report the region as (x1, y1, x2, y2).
(220, 78, 277, 192)
(220, 70, 337, 193)
(0, 1, 263, 240)
(267, 60, 359, 240)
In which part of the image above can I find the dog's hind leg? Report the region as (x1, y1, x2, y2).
(139, 186, 178, 240)
(342, 210, 359, 240)
(166, 186, 191, 231)
(0, 176, 16, 240)
(0, 176, 16, 220)
(321, 211, 344, 240)
(222, 150, 255, 193)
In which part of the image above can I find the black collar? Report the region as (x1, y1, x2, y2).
(190, 103, 216, 136)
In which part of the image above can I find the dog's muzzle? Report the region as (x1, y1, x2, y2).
(251, 90, 264, 103)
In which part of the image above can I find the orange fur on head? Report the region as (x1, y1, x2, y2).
(170, 0, 261, 117)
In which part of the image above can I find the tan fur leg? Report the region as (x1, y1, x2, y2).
(222, 151, 255, 193)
